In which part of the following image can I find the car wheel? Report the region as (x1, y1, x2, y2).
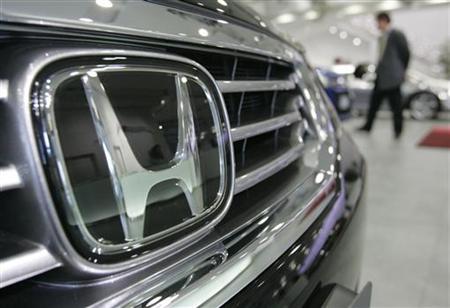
(408, 91, 440, 120)
(336, 93, 352, 113)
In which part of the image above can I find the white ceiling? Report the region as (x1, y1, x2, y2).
(243, 0, 449, 24)
(242, 0, 450, 78)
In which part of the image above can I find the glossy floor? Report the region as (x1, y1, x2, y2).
(344, 114, 449, 307)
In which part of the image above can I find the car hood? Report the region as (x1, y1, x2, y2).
(0, 0, 300, 62)
(177, 0, 267, 29)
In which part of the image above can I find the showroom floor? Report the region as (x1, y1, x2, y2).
(344, 114, 449, 307)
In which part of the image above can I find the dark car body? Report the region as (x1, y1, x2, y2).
(0, 1, 368, 307)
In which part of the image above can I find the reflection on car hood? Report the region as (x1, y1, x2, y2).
(177, 0, 267, 29)
(0, 0, 300, 62)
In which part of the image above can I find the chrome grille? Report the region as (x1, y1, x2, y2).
(222, 57, 307, 195)
(178, 53, 314, 196)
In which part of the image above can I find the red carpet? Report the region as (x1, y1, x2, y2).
(418, 126, 450, 149)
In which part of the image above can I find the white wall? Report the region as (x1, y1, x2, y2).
(275, 4, 450, 77)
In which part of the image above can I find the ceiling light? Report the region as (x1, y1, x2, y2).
(217, 0, 228, 6)
(198, 28, 209, 37)
(345, 5, 364, 15)
(353, 37, 362, 46)
(95, 0, 113, 8)
(379, 0, 402, 11)
(339, 31, 348, 39)
(304, 10, 320, 21)
(328, 26, 338, 34)
(217, 19, 228, 24)
(274, 13, 296, 24)
(331, 64, 355, 75)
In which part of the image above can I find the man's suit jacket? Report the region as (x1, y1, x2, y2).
(376, 29, 410, 91)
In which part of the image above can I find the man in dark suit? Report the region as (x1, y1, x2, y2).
(359, 12, 410, 138)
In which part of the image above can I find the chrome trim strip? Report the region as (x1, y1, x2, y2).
(218, 80, 296, 93)
(234, 143, 304, 194)
(231, 111, 300, 142)
(0, 165, 23, 192)
(0, 243, 61, 289)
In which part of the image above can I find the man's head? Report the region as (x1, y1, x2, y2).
(376, 12, 391, 32)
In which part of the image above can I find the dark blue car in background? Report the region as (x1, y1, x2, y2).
(316, 68, 354, 120)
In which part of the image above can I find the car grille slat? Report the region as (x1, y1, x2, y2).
(230, 111, 300, 142)
(0, 165, 23, 192)
(185, 52, 315, 198)
(0, 234, 60, 289)
(218, 80, 295, 93)
(234, 143, 304, 194)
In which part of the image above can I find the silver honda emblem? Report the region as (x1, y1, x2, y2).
(32, 49, 234, 260)
(81, 72, 204, 240)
